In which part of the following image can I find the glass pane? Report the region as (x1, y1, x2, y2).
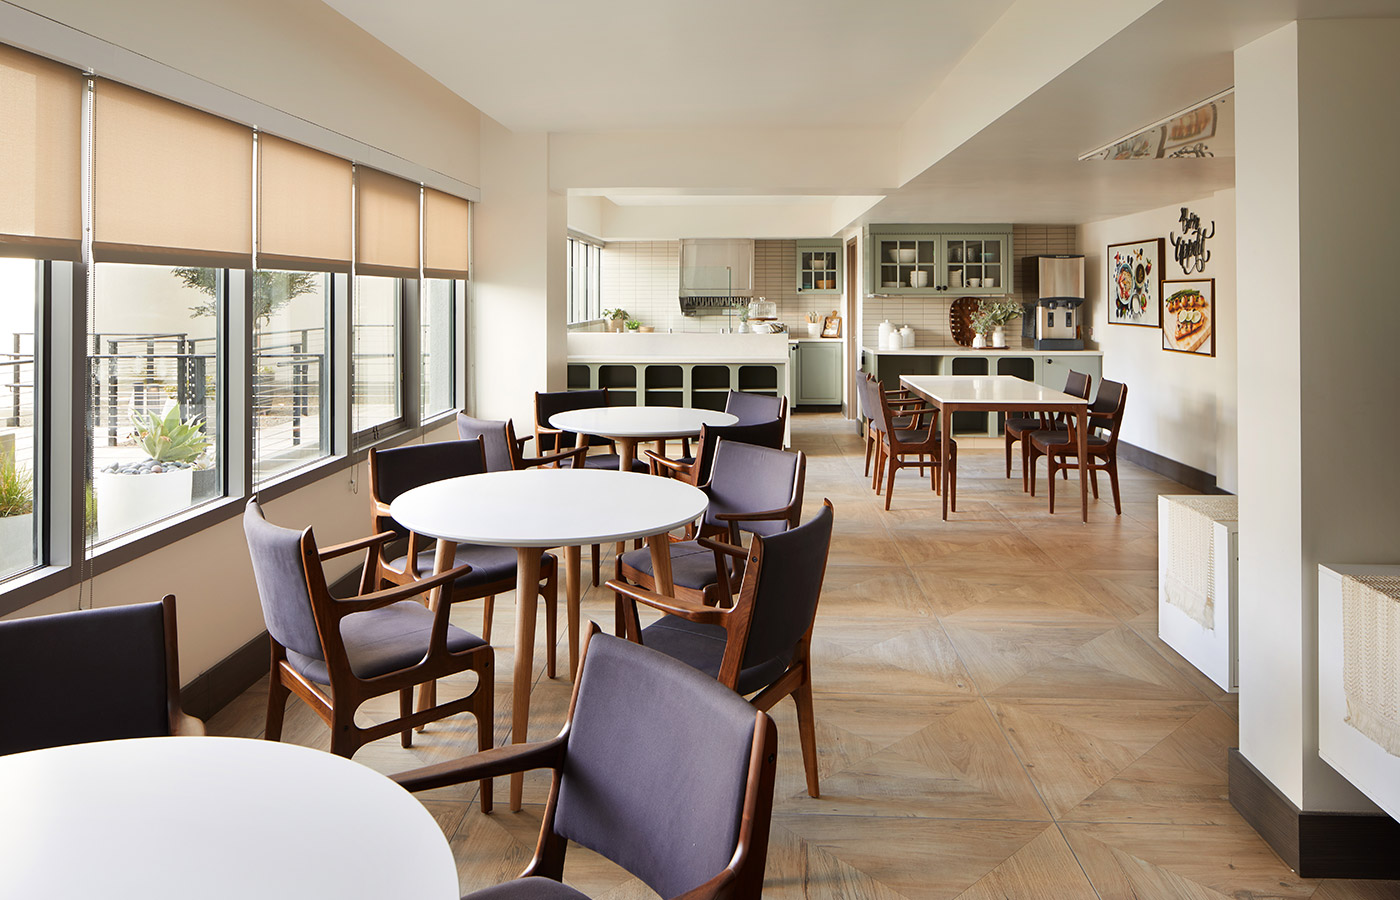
(421, 278, 455, 417)
(254, 270, 330, 483)
(0, 258, 38, 578)
(90, 263, 223, 542)
(352, 274, 401, 434)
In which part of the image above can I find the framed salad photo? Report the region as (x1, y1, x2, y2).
(1107, 238, 1163, 327)
(1161, 278, 1215, 356)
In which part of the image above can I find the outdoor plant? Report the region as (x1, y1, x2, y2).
(0, 458, 33, 517)
(971, 299, 1024, 335)
(129, 401, 211, 466)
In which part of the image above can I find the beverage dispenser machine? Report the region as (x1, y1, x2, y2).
(1023, 255, 1085, 350)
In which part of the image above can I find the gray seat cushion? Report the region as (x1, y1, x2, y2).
(1030, 430, 1109, 450)
(620, 541, 731, 592)
(287, 600, 485, 684)
(386, 545, 555, 590)
(640, 615, 790, 696)
(573, 453, 650, 474)
(462, 876, 588, 900)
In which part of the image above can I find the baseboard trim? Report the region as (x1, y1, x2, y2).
(1117, 440, 1228, 494)
(1228, 749, 1400, 878)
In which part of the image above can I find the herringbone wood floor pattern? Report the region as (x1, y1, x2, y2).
(210, 414, 1400, 899)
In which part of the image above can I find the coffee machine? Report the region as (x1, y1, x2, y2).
(1024, 255, 1085, 350)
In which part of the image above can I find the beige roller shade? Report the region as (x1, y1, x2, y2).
(423, 188, 470, 278)
(0, 44, 82, 260)
(356, 166, 419, 277)
(258, 134, 353, 272)
(93, 80, 253, 266)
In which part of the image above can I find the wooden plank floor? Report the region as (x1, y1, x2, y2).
(209, 414, 1400, 899)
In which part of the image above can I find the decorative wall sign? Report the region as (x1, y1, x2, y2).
(1080, 91, 1233, 161)
(1161, 278, 1215, 356)
(1170, 207, 1215, 274)
(1107, 239, 1163, 327)
(821, 314, 842, 339)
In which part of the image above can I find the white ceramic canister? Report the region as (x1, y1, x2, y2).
(899, 325, 914, 348)
(879, 320, 894, 350)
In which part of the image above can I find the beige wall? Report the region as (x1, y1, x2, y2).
(1078, 190, 1237, 490)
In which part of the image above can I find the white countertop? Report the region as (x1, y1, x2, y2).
(788, 337, 843, 344)
(569, 332, 788, 363)
(864, 345, 1102, 356)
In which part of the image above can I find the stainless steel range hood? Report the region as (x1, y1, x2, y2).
(679, 239, 753, 315)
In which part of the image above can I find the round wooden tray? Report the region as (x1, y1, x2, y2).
(949, 297, 981, 347)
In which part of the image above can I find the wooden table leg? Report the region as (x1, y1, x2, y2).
(1077, 407, 1089, 523)
(646, 533, 676, 596)
(564, 545, 581, 680)
(940, 404, 952, 520)
(509, 546, 543, 811)
(616, 436, 637, 472)
(415, 537, 458, 723)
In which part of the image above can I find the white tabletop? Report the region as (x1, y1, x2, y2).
(550, 406, 738, 439)
(0, 736, 459, 899)
(900, 375, 1090, 406)
(391, 468, 709, 547)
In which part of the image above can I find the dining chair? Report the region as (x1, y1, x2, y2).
(1004, 369, 1091, 491)
(243, 499, 495, 804)
(723, 389, 788, 427)
(609, 500, 834, 799)
(870, 378, 957, 511)
(0, 595, 203, 756)
(1028, 379, 1129, 515)
(858, 374, 927, 483)
(368, 437, 559, 674)
(647, 417, 786, 487)
(617, 439, 806, 609)
(393, 628, 777, 899)
(534, 388, 650, 474)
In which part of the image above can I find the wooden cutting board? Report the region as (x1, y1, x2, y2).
(950, 297, 980, 347)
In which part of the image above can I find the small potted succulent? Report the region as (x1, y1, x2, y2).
(603, 308, 629, 333)
(971, 299, 1023, 348)
(94, 400, 210, 537)
(624, 318, 641, 332)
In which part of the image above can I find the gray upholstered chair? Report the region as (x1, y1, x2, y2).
(1004, 369, 1091, 491)
(617, 439, 806, 609)
(1029, 379, 1129, 515)
(723, 389, 788, 428)
(0, 595, 203, 756)
(610, 501, 834, 799)
(368, 437, 559, 674)
(393, 629, 778, 900)
(870, 378, 956, 511)
(857, 374, 925, 483)
(646, 417, 786, 487)
(243, 499, 495, 805)
(533, 388, 650, 474)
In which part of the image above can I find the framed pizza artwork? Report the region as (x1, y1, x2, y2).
(1107, 238, 1163, 327)
(1160, 278, 1215, 356)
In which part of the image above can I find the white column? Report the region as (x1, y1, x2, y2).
(1235, 19, 1400, 812)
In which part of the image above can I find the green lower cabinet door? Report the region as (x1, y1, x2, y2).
(796, 342, 842, 406)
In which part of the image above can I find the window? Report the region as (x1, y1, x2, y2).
(567, 236, 602, 324)
(352, 275, 402, 435)
(421, 278, 457, 418)
(0, 259, 39, 578)
(253, 270, 331, 483)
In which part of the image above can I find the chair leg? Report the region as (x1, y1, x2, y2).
(863, 427, 874, 477)
(950, 444, 958, 512)
(1022, 439, 1032, 493)
(543, 566, 558, 679)
(591, 543, 601, 587)
(1047, 455, 1057, 514)
(1028, 446, 1040, 497)
(400, 688, 413, 748)
(792, 674, 821, 799)
(330, 713, 361, 759)
(1107, 458, 1123, 515)
(1089, 465, 1100, 499)
(481, 594, 495, 644)
(1005, 432, 1014, 479)
(884, 452, 898, 511)
(264, 669, 289, 743)
(474, 651, 495, 814)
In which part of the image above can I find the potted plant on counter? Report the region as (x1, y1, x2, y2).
(603, 308, 628, 333)
(624, 318, 641, 332)
(971, 299, 1023, 349)
(95, 400, 210, 538)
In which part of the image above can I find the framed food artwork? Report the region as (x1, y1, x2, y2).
(1107, 239, 1163, 327)
(1161, 278, 1214, 356)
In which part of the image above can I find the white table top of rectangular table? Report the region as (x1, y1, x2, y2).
(900, 375, 1090, 406)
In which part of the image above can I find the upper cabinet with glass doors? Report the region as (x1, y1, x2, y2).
(796, 240, 843, 294)
(868, 227, 1013, 297)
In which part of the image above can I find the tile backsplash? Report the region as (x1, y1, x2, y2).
(861, 224, 1076, 349)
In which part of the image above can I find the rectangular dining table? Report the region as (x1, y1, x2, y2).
(899, 375, 1093, 522)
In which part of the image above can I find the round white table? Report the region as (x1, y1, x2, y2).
(391, 467, 707, 810)
(0, 736, 459, 899)
(549, 406, 738, 472)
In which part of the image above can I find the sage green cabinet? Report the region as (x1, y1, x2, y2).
(792, 341, 842, 406)
(796, 240, 842, 295)
(868, 227, 1013, 297)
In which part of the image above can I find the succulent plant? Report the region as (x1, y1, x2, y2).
(130, 401, 210, 464)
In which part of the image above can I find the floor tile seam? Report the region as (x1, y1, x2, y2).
(773, 811, 1055, 825)
(973, 692, 1057, 822)
(1050, 820, 1109, 900)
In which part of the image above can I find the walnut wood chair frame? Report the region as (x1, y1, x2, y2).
(858, 374, 928, 482)
(394, 627, 778, 900)
(1004, 370, 1091, 491)
(1029, 379, 1129, 515)
(870, 379, 957, 511)
(246, 501, 495, 807)
(645, 417, 787, 489)
(610, 500, 833, 799)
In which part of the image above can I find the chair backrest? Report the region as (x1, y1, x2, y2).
(455, 412, 518, 472)
(855, 373, 875, 422)
(0, 599, 174, 755)
(736, 502, 834, 675)
(1064, 370, 1092, 401)
(368, 438, 487, 536)
(243, 498, 325, 663)
(690, 418, 786, 485)
(704, 439, 805, 538)
(724, 390, 787, 427)
(553, 632, 773, 900)
(1088, 379, 1128, 449)
(535, 389, 611, 452)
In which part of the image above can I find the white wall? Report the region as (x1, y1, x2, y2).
(1078, 190, 1237, 490)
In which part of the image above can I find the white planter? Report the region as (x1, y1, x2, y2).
(972, 332, 987, 349)
(95, 468, 194, 539)
(0, 514, 35, 573)
(992, 326, 1007, 348)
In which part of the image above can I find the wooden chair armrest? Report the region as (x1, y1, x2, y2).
(330, 562, 474, 614)
(715, 506, 793, 524)
(392, 736, 568, 792)
(606, 579, 728, 625)
(518, 445, 588, 469)
(515, 434, 535, 449)
(644, 449, 693, 478)
(318, 531, 397, 560)
(695, 536, 748, 559)
(170, 712, 206, 736)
